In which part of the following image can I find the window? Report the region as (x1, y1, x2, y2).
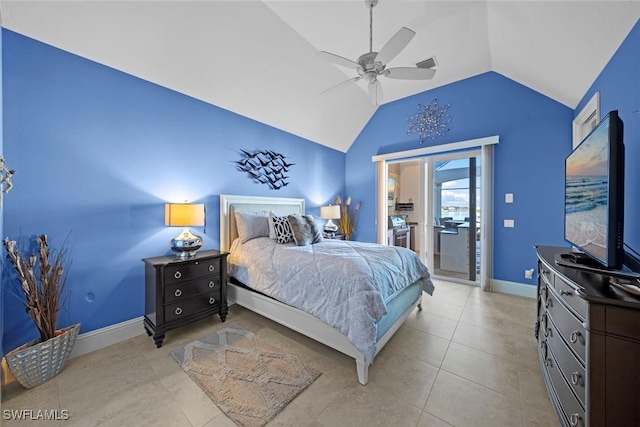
(573, 92, 600, 149)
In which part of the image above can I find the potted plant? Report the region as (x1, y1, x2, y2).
(3, 234, 79, 388)
(335, 196, 361, 240)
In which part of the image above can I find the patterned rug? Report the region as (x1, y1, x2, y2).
(171, 325, 321, 427)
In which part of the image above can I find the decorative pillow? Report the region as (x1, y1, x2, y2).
(287, 214, 324, 246)
(271, 214, 295, 244)
(234, 210, 269, 243)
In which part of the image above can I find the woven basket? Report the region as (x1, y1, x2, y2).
(5, 323, 80, 389)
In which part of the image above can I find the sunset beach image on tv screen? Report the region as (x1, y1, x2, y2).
(565, 122, 609, 262)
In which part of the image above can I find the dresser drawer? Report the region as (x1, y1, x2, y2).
(544, 312, 586, 407)
(547, 287, 586, 364)
(164, 258, 221, 283)
(539, 261, 554, 288)
(553, 276, 587, 321)
(165, 292, 221, 323)
(164, 275, 221, 303)
(546, 344, 585, 427)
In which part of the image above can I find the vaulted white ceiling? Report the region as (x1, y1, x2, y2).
(1, 1, 639, 152)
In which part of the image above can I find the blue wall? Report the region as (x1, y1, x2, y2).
(346, 72, 573, 285)
(574, 18, 640, 261)
(2, 30, 345, 353)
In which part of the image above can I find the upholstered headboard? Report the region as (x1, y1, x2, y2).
(219, 194, 305, 252)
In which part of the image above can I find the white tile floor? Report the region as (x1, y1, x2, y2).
(1, 279, 560, 426)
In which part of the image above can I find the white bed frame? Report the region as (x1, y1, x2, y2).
(219, 194, 421, 385)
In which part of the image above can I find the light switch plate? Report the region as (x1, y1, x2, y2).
(505, 193, 513, 203)
(504, 219, 515, 228)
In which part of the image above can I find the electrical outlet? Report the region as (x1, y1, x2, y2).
(505, 193, 513, 203)
(504, 219, 515, 228)
(525, 269, 534, 279)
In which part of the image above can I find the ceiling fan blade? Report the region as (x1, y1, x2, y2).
(317, 51, 361, 70)
(385, 67, 436, 80)
(375, 27, 415, 65)
(368, 80, 383, 105)
(321, 76, 361, 95)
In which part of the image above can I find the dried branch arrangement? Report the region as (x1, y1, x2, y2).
(3, 235, 69, 343)
(334, 196, 361, 240)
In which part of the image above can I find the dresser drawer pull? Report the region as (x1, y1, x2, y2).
(208, 264, 215, 272)
(174, 289, 182, 297)
(209, 297, 216, 305)
(175, 307, 183, 316)
(569, 413, 582, 426)
(540, 341, 552, 366)
(174, 271, 182, 279)
(544, 327, 551, 337)
(208, 280, 215, 288)
(570, 330, 582, 343)
(541, 269, 551, 285)
(560, 289, 573, 296)
(541, 287, 550, 308)
(571, 371, 582, 386)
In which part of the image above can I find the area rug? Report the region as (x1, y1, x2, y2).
(171, 325, 321, 427)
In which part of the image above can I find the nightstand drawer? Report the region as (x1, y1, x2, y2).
(165, 258, 221, 283)
(164, 276, 221, 303)
(165, 292, 221, 323)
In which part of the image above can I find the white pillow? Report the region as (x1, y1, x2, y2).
(234, 211, 269, 243)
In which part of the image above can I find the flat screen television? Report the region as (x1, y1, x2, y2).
(564, 110, 625, 269)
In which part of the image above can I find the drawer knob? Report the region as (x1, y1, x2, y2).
(208, 280, 215, 288)
(174, 271, 182, 279)
(209, 297, 216, 305)
(569, 413, 582, 426)
(175, 307, 183, 316)
(570, 330, 582, 344)
(209, 264, 215, 272)
(560, 289, 573, 296)
(174, 289, 182, 297)
(571, 371, 582, 386)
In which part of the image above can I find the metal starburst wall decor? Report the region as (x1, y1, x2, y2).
(407, 99, 451, 143)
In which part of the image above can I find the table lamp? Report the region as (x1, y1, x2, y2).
(320, 205, 341, 236)
(165, 203, 205, 258)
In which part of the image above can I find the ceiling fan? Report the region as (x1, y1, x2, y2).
(318, 0, 436, 105)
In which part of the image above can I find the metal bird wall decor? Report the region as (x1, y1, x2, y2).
(235, 149, 294, 190)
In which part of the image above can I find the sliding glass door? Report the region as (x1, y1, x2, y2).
(429, 152, 481, 283)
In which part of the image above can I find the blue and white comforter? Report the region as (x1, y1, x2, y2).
(228, 237, 434, 363)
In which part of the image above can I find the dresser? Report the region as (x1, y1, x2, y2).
(536, 246, 640, 426)
(143, 250, 228, 348)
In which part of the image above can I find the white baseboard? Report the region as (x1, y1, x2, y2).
(492, 279, 537, 298)
(69, 316, 145, 359)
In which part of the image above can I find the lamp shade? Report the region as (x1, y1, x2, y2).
(320, 205, 341, 220)
(165, 203, 205, 227)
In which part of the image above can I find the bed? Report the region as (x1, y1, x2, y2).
(219, 194, 434, 385)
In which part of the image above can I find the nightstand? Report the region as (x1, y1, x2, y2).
(324, 234, 346, 240)
(142, 250, 228, 348)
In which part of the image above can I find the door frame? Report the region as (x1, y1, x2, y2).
(372, 136, 497, 290)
